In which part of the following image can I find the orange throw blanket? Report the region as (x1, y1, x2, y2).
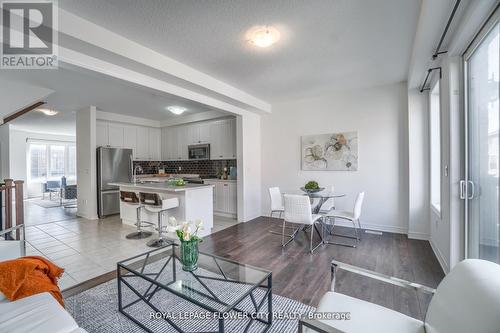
(0, 256, 65, 306)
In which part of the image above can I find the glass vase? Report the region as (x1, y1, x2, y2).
(180, 239, 199, 271)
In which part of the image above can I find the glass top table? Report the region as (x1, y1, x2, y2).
(117, 244, 272, 333)
(285, 190, 345, 214)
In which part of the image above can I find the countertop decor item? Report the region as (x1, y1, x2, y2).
(301, 131, 358, 171)
(168, 217, 203, 271)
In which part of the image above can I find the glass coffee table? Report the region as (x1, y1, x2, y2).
(117, 244, 272, 333)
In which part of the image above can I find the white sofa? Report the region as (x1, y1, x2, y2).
(0, 225, 87, 333)
(300, 259, 500, 333)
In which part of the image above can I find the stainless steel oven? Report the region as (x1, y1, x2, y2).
(188, 144, 210, 160)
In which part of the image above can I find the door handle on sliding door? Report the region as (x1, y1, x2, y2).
(460, 180, 466, 199)
(467, 180, 475, 199)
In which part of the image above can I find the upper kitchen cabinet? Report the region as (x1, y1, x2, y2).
(96, 121, 109, 147)
(95, 120, 161, 160)
(108, 123, 125, 147)
(136, 126, 149, 160)
(176, 125, 189, 160)
(186, 122, 211, 145)
(122, 125, 137, 156)
(148, 128, 161, 160)
(162, 126, 188, 161)
(210, 118, 236, 160)
(161, 117, 236, 161)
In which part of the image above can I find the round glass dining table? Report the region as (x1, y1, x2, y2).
(285, 189, 346, 214)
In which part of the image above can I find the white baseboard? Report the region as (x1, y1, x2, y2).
(76, 212, 98, 220)
(333, 219, 407, 235)
(430, 239, 449, 274)
(408, 231, 430, 240)
(214, 211, 237, 219)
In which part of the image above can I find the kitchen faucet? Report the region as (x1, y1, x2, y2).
(133, 165, 143, 184)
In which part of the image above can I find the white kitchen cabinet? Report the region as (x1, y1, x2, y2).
(210, 118, 236, 160)
(225, 182, 237, 215)
(176, 126, 188, 160)
(164, 127, 177, 161)
(136, 126, 149, 160)
(108, 124, 125, 147)
(199, 122, 211, 143)
(96, 121, 109, 147)
(122, 125, 137, 157)
(204, 180, 237, 217)
(149, 128, 161, 160)
(186, 122, 211, 145)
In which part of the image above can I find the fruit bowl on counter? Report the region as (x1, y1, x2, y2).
(168, 178, 186, 186)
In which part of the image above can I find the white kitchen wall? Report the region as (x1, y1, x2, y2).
(261, 82, 409, 233)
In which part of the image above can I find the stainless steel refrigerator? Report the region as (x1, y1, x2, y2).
(97, 147, 133, 218)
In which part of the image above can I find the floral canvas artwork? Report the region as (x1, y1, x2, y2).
(301, 132, 358, 171)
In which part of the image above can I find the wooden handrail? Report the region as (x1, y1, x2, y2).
(1, 179, 24, 239)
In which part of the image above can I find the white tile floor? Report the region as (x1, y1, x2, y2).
(25, 215, 238, 290)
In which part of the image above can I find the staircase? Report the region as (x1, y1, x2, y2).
(0, 179, 24, 240)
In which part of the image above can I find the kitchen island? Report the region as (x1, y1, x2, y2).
(109, 182, 214, 237)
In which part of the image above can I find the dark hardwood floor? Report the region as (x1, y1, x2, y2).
(199, 216, 444, 321)
(63, 216, 444, 321)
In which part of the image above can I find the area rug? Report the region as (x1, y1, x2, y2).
(65, 259, 315, 333)
(29, 198, 61, 208)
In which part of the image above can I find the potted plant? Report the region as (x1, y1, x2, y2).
(302, 180, 324, 193)
(167, 217, 203, 271)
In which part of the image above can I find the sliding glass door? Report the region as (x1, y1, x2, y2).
(465, 13, 499, 263)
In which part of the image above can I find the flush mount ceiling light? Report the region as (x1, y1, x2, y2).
(246, 25, 280, 48)
(36, 108, 58, 116)
(166, 106, 187, 115)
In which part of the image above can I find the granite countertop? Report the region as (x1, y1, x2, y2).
(109, 182, 214, 192)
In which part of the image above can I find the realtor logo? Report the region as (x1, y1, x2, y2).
(1, 0, 58, 69)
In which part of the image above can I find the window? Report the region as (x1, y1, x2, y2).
(27, 141, 76, 183)
(29, 144, 47, 180)
(67, 145, 76, 177)
(49, 145, 65, 178)
(430, 81, 441, 213)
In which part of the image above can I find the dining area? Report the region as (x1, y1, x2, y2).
(268, 181, 365, 253)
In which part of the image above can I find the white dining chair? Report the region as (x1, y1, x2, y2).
(268, 187, 284, 218)
(326, 192, 365, 242)
(283, 194, 323, 253)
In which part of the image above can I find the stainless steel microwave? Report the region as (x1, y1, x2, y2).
(188, 144, 210, 160)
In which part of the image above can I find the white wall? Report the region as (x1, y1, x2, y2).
(237, 113, 262, 222)
(0, 124, 10, 180)
(8, 129, 75, 198)
(408, 88, 430, 239)
(76, 106, 98, 220)
(261, 82, 409, 233)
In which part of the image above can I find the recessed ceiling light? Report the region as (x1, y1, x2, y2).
(166, 106, 187, 115)
(246, 25, 280, 48)
(37, 108, 58, 116)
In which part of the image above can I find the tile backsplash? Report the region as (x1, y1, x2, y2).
(133, 159, 236, 178)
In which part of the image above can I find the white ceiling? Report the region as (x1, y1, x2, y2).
(2, 66, 223, 135)
(60, 0, 421, 102)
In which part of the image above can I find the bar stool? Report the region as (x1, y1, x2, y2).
(139, 192, 179, 248)
(121, 191, 153, 239)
